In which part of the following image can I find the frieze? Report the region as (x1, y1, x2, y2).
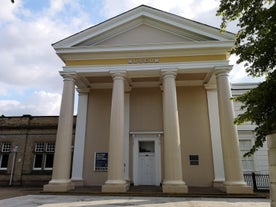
(128, 57, 159, 64)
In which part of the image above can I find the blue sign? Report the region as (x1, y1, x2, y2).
(94, 152, 108, 172)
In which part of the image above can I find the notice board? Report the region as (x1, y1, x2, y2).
(94, 152, 108, 172)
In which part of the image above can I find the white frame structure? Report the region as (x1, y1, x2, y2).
(132, 132, 162, 186)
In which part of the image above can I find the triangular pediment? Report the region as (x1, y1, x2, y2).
(75, 19, 216, 47)
(53, 5, 234, 49)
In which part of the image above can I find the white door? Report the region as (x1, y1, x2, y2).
(138, 141, 155, 185)
(133, 135, 161, 186)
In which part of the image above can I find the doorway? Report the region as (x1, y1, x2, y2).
(133, 135, 161, 186)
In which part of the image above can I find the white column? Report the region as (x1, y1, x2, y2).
(102, 71, 129, 192)
(124, 92, 130, 181)
(215, 67, 252, 194)
(71, 88, 89, 186)
(44, 74, 75, 192)
(205, 84, 225, 188)
(161, 70, 188, 193)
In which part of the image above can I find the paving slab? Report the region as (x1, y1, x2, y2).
(0, 195, 270, 207)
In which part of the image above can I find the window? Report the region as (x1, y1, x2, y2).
(139, 141, 154, 153)
(239, 140, 254, 171)
(33, 143, 55, 170)
(0, 143, 11, 170)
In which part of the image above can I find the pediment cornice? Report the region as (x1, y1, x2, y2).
(53, 5, 235, 50)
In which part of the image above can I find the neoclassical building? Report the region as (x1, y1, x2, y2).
(43, 5, 253, 193)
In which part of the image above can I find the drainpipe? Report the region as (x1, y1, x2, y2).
(9, 145, 18, 186)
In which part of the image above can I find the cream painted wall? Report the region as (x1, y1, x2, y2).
(83, 89, 111, 185)
(177, 86, 214, 186)
(129, 88, 163, 183)
(130, 88, 163, 131)
(98, 24, 191, 46)
(82, 86, 214, 186)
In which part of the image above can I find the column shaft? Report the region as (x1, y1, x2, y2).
(102, 72, 129, 192)
(216, 68, 252, 194)
(71, 89, 89, 186)
(205, 85, 225, 189)
(44, 75, 75, 192)
(162, 70, 188, 193)
(124, 93, 130, 181)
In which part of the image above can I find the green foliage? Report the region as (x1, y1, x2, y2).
(217, 0, 276, 156)
(233, 71, 276, 156)
(217, 0, 275, 76)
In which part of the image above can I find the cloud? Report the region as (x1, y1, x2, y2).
(0, 0, 22, 22)
(0, 0, 256, 116)
(229, 56, 264, 83)
(0, 0, 93, 116)
(101, 0, 219, 20)
(0, 90, 61, 116)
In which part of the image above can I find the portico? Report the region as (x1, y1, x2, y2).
(44, 5, 252, 194)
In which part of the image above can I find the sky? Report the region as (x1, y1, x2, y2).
(0, 0, 263, 116)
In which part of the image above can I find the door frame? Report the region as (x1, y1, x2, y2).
(132, 132, 162, 186)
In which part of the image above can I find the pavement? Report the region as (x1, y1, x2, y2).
(0, 187, 270, 207)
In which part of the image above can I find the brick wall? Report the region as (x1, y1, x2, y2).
(0, 115, 76, 186)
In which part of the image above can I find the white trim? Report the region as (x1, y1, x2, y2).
(130, 131, 163, 135)
(64, 61, 229, 71)
(32, 154, 43, 170)
(0, 154, 9, 170)
(43, 153, 54, 170)
(63, 61, 230, 76)
(71, 90, 89, 182)
(53, 6, 234, 48)
(133, 134, 161, 186)
(205, 86, 225, 183)
(124, 93, 130, 180)
(56, 41, 234, 54)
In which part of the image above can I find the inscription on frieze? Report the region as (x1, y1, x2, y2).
(128, 57, 159, 64)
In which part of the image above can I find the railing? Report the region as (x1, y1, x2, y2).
(244, 172, 270, 192)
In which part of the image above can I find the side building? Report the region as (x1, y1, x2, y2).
(0, 115, 76, 186)
(232, 83, 269, 174)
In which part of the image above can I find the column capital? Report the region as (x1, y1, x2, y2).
(76, 88, 90, 94)
(204, 84, 217, 90)
(161, 69, 178, 80)
(125, 84, 132, 92)
(60, 72, 76, 81)
(214, 66, 232, 77)
(110, 71, 126, 80)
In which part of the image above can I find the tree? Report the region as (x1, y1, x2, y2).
(234, 71, 276, 156)
(217, 0, 276, 156)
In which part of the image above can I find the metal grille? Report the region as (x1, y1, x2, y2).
(46, 143, 55, 152)
(1, 143, 11, 152)
(244, 172, 270, 191)
(34, 143, 44, 152)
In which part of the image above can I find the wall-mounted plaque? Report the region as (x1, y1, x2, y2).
(94, 152, 108, 172)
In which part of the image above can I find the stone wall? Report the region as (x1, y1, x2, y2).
(0, 115, 76, 186)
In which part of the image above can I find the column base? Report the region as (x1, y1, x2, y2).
(43, 179, 75, 192)
(162, 181, 188, 193)
(213, 179, 225, 191)
(71, 178, 84, 187)
(102, 180, 129, 192)
(224, 182, 253, 194)
(270, 182, 276, 206)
